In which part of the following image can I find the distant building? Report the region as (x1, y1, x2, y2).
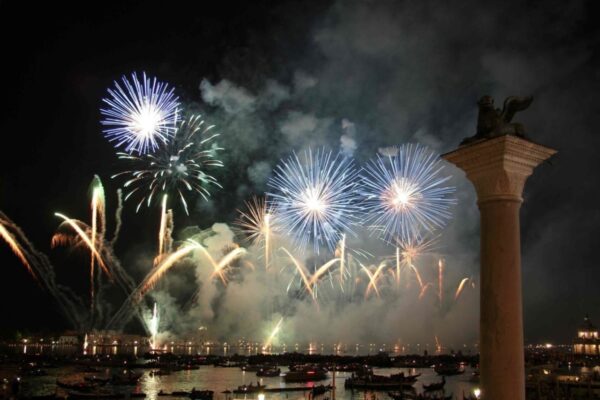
(57, 330, 81, 345)
(573, 315, 600, 356)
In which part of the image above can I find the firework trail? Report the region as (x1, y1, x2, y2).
(89, 177, 105, 313)
(141, 241, 246, 296)
(395, 246, 401, 288)
(106, 241, 203, 331)
(235, 196, 274, 270)
(280, 247, 315, 299)
(438, 259, 444, 304)
(110, 189, 124, 246)
(150, 302, 159, 349)
(410, 264, 424, 290)
(454, 277, 474, 301)
(53, 213, 112, 279)
(419, 282, 433, 300)
(360, 262, 386, 299)
(113, 114, 223, 214)
(336, 234, 346, 287)
(360, 144, 456, 242)
(0, 223, 36, 280)
(0, 211, 86, 329)
(100, 72, 180, 155)
(109, 240, 246, 330)
(140, 240, 204, 297)
(262, 317, 284, 352)
(392, 235, 437, 290)
(308, 258, 341, 287)
(267, 149, 361, 254)
(156, 195, 174, 265)
(52, 213, 144, 329)
(209, 246, 247, 284)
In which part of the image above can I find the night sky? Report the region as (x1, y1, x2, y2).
(1, 0, 599, 344)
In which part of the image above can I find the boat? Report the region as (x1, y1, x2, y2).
(241, 364, 267, 372)
(83, 375, 110, 385)
(78, 366, 101, 373)
(387, 390, 414, 400)
(56, 380, 98, 392)
(256, 367, 281, 377)
(345, 370, 418, 390)
(423, 377, 445, 391)
(130, 394, 147, 398)
(23, 368, 48, 376)
(189, 389, 214, 400)
(232, 383, 266, 394)
(180, 364, 200, 370)
(111, 370, 142, 385)
(149, 369, 172, 376)
(311, 385, 332, 396)
(215, 361, 243, 368)
(66, 390, 124, 399)
(283, 367, 328, 382)
(434, 363, 465, 376)
(390, 372, 421, 383)
(345, 378, 415, 390)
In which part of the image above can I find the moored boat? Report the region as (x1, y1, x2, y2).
(423, 376, 445, 391)
(256, 367, 281, 377)
(283, 367, 328, 382)
(232, 383, 266, 394)
(434, 363, 465, 376)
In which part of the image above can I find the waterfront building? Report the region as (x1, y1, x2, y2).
(574, 315, 600, 356)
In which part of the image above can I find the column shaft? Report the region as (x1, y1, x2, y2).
(480, 199, 524, 400)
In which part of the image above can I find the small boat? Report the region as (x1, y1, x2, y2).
(66, 390, 124, 399)
(111, 370, 142, 385)
(390, 372, 421, 383)
(345, 379, 414, 390)
(23, 368, 48, 376)
(83, 376, 110, 385)
(423, 377, 445, 391)
(241, 364, 267, 372)
(78, 366, 101, 373)
(180, 364, 200, 370)
(283, 367, 328, 383)
(311, 385, 332, 396)
(345, 370, 417, 390)
(434, 363, 464, 376)
(189, 389, 214, 400)
(149, 369, 172, 377)
(256, 367, 281, 377)
(387, 391, 415, 400)
(233, 383, 267, 394)
(56, 380, 97, 392)
(215, 361, 242, 368)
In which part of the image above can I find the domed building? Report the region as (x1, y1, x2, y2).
(573, 315, 600, 356)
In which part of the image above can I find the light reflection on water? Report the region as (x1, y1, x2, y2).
(9, 364, 477, 400)
(139, 366, 477, 400)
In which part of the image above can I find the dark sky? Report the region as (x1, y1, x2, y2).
(0, 0, 599, 344)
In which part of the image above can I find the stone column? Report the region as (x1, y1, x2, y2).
(443, 135, 556, 400)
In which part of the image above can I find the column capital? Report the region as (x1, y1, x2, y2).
(442, 135, 556, 204)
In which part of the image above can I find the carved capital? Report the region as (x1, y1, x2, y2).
(443, 135, 556, 204)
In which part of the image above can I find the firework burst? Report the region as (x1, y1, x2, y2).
(113, 114, 223, 214)
(360, 144, 456, 242)
(267, 149, 361, 254)
(235, 196, 274, 269)
(101, 72, 180, 154)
